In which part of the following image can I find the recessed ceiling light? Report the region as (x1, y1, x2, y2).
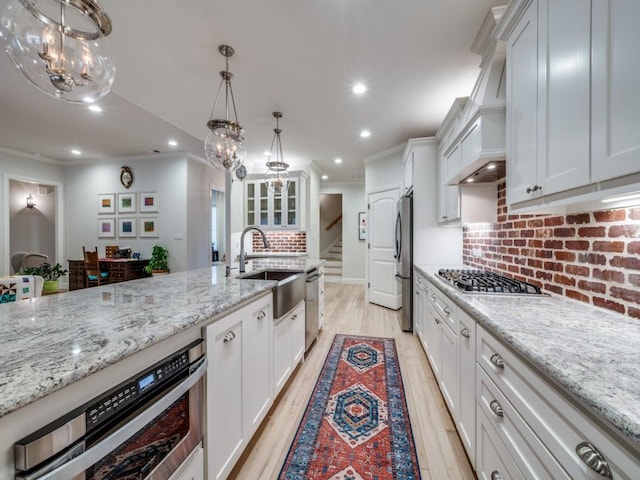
(322, 174, 328, 180)
(466, 178, 475, 183)
(353, 83, 367, 94)
(360, 130, 371, 138)
(487, 164, 496, 170)
(88, 105, 102, 113)
(71, 149, 82, 155)
(168, 140, 178, 147)
(334, 158, 342, 164)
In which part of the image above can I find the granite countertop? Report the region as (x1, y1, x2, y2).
(414, 264, 640, 452)
(0, 265, 279, 419)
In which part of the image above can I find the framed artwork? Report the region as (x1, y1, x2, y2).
(118, 217, 137, 238)
(98, 217, 115, 238)
(139, 216, 159, 237)
(139, 191, 159, 212)
(358, 211, 367, 240)
(98, 193, 115, 214)
(118, 192, 137, 213)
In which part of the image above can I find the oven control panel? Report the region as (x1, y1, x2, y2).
(86, 351, 189, 428)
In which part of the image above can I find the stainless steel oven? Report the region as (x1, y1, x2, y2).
(14, 340, 206, 480)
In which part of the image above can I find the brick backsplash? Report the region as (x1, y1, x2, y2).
(252, 231, 307, 253)
(463, 182, 640, 318)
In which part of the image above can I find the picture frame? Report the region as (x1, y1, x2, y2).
(98, 193, 115, 214)
(118, 217, 137, 238)
(139, 216, 159, 237)
(139, 191, 159, 213)
(358, 211, 367, 241)
(118, 192, 137, 214)
(98, 217, 115, 238)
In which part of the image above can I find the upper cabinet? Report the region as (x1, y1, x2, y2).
(498, 0, 640, 211)
(402, 144, 415, 194)
(245, 172, 307, 230)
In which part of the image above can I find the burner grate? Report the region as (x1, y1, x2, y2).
(438, 269, 542, 295)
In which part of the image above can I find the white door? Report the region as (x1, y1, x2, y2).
(368, 188, 400, 309)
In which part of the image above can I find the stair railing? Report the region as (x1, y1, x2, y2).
(325, 214, 342, 231)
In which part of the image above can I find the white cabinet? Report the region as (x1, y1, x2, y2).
(206, 294, 273, 480)
(169, 446, 204, 480)
(438, 145, 461, 224)
(273, 300, 305, 397)
(403, 147, 414, 194)
(245, 174, 303, 229)
(457, 310, 476, 466)
(499, 0, 640, 210)
(424, 302, 443, 380)
(413, 271, 428, 351)
(591, 0, 640, 182)
(318, 266, 325, 330)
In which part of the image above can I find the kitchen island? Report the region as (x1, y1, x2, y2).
(0, 259, 323, 478)
(415, 264, 640, 477)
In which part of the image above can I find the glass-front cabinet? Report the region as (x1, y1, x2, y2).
(245, 177, 299, 229)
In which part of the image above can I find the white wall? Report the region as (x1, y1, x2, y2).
(64, 154, 191, 272)
(320, 183, 366, 283)
(0, 149, 65, 275)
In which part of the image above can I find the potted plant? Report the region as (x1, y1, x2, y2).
(23, 262, 69, 293)
(144, 245, 169, 276)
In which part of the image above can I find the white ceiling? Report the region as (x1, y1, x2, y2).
(0, 0, 505, 180)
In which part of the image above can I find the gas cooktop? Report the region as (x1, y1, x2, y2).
(438, 269, 544, 295)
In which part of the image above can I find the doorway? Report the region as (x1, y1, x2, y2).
(211, 189, 225, 264)
(319, 193, 342, 282)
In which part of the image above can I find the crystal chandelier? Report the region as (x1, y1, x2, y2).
(204, 45, 246, 172)
(1, 0, 115, 103)
(265, 112, 290, 195)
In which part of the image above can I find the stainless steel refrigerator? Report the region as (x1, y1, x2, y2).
(395, 193, 413, 331)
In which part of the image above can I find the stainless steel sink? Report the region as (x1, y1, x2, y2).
(239, 270, 305, 318)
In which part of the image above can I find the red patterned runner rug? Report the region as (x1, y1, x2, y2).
(278, 334, 421, 479)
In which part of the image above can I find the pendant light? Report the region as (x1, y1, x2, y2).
(204, 45, 246, 172)
(1, 0, 115, 103)
(265, 112, 290, 195)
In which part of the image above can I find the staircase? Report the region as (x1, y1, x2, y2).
(322, 239, 343, 283)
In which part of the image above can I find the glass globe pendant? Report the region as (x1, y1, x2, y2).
(204, 45, 246, 172)
(0, 0, 115, 103)
(265, 112, 290, 195)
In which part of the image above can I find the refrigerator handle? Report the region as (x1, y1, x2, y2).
(395, 211, 402, 259)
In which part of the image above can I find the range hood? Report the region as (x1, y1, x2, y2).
(442, 6, 508, 185)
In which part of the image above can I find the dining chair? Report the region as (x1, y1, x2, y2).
(83, 247, 108, 287)
(11, 252, 28, 274)
(20, 253, 49, 271)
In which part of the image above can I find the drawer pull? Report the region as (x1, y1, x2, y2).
(434, 317, 441, 325)
(223, 331, 236, 342)
(430, 293, 436, 302)
(291, 314, 297, 321)
(443, 306, 452, 316)
(576, 442, 613, 479)
(490, 353, 505, 369)
(460, 327, 470, 338)
(489, 400, 504, 418)
(491, 471, 502, 480)
(257, 310, 266, 319)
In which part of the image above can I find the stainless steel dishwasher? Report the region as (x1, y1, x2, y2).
(305, 268, 321, 351)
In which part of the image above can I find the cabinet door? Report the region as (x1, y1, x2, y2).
(242, 300, 273, 437)
(458, 311, 476, 467)
(505, 0, 540, 204)
(168, 447, 204, 480)
(403, 150, 414, 194)
(207, 317, 244, 480)
(291, 302, 306, 366)
(440, 323, 458, 417)
(439, 146, 461, 224)
(592, 0, 640, 182)
(273, 315, 292, 396)
(284, 178, 299, 228)
(476, 407, 526, 480)
(425, 303, 443, 380)
(413, 277, 423, 341)
(537, 0, 590, 196)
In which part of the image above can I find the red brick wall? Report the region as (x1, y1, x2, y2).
(463, 182, 640, 318)
(252, 231, 307, 253)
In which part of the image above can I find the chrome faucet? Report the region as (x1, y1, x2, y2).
(239, 225, 270, 273)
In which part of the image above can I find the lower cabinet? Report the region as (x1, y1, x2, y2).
(206, 294, 273, 480)
(169, 446, 204, 480)
(273, 300, 306, 397)
(457, 310, 476, 466)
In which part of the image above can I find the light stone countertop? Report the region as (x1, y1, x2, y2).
(415, 264, 640, 452)
(0, 259, 325, 419)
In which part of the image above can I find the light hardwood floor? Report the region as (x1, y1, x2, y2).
(229, 283, 475, 480)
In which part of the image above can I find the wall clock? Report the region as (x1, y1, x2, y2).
(120, 166, 134, 189)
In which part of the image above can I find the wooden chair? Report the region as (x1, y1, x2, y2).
(83, 247, 108, 287)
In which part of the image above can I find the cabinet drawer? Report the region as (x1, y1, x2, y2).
(426, 282, 457, 331)
(477, 324, 640, 479)
(476, 405, 525, 480)
(477, 366, 570, 479)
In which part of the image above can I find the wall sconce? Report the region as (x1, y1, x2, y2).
(26, 193, 35, 209)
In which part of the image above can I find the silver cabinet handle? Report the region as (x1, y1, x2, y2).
(430, 293, 436, 301)
(490, 400, 504, 418)
(575, 442, 613, 479)
(490, 353, 505, 369)
(291, 314, 297, 321)
(443, 306, 451, 316)
(434, 317, 441, 325)
(257, 310, 266, 320)
(526, 186, 535, 193)
(460, 327, 470, 338)
(526, 185, 543, 194)
(223, 331, 236, 342)
(491, 471, 502, 480)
